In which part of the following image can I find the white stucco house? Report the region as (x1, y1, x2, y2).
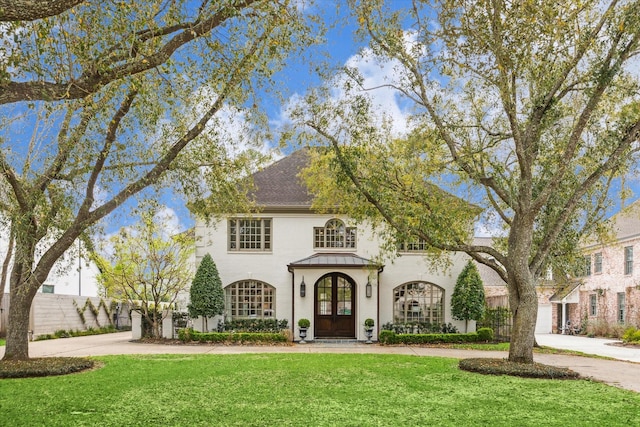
(194, 149, 496, 342)
(0, 229, 101, 298)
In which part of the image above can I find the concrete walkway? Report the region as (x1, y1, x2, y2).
(2, 332, 640, 393)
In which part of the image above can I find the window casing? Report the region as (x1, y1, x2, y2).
(617, 292, 626, 323)
(314, 219, 356, 249)
(624, 246, 633, 275)
(225, 280, 275, 319)
(594, 252, 602, 274)
(398, 239, 429, 252)
(228, 218, 271, 251)
(582, 255, 591, 276)
(589, 294, 597, 316)
(393, 282, 444, 325)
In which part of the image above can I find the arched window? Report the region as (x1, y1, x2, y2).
(225, 280, 275, 319)
(393, 282, 443, 324)
(314, 219, 356, 249)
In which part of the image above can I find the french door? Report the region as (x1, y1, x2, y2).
(314, 273, 355, 338)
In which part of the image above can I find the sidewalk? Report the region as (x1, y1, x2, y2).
(2, 331, 640, 393)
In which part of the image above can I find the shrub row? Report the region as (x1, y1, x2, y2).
(219, 318, 289, 333)
(379, 327, 494, 345)
(381, 322, 459, 334)
(35, 325, 119, 341)
(178, 328, 288, 344)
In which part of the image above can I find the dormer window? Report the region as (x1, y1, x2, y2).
(314, 219, 356, 249)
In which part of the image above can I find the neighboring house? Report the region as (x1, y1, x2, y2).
(195, 150, 502, 341)
(557, 202, 640, 333)
(0, 229, 101, 297)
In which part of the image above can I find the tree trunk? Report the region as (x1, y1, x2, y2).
(506, 213, 537, 364)
(3, 283, 36, 361)
(508, 280, 538, 363)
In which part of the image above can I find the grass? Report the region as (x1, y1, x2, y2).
(0, 339, 5, 346)
(0, 353, 638, 426)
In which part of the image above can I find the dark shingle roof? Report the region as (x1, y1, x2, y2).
(249, 149, 313, 210)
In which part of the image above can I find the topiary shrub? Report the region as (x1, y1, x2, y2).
(459, 358, 580, 379)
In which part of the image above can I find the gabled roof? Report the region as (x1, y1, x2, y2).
(550, 282, 581, 303)
(287, 253, 384, 271)
(610, 199, 640, 241)
(249, 149, 313, 211)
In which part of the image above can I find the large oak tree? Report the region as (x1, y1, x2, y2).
(294, 0, 640, 363)
(0, 0, 316, 360)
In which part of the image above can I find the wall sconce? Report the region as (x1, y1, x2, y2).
(300, 276, 306, 297)
(365, 278, 372, 298)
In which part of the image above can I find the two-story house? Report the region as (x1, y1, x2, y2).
(565, 201, 640, 333)
(194, 149, 482, 341)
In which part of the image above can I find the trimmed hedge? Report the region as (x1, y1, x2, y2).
(178, 328, 288, 344)
(378, 329, 494, 345)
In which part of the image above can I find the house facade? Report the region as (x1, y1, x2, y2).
(561, 202, 640, 333)
(194, 150, 483, 341)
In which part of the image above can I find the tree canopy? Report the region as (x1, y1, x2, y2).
(293, 0, 640, 363)
(0, 0, 318, 360)
(101, 203, 194, 338)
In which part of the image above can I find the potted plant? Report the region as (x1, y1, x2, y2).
(364, 318, 375, 344)
(298, 318, 310, 344)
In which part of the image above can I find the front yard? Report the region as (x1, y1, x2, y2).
(0, 353, 638, 426)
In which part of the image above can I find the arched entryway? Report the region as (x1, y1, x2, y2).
(314, 273, 355, 338)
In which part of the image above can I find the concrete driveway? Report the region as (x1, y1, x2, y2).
(2, 331, 640, 393)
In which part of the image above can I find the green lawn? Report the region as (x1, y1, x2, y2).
(0, 339, 4, 346)
(0, 353, 638, 426)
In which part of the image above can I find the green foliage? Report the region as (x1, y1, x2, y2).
(298, 318, 311, 328)
(451, 261, 485, 326)
(293, 0, 640, 364)
(104, 203, 194, 338)
(476, 328, 495, 342)
(381, 321, 458, 334)
(34, 326, 119, 341)
(188, 254, 224, 320)
(622, 327, 640, 343)
(364, 318, 375, 328)
(177, 329, 288, 344)
(221, 318, 288, 333)
(0, 358, 94, 379)
(0, 0, 319, 359)
(378, 330, 482, 345)
(459, 358, 580, 380)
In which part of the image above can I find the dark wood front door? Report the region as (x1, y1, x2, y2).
(314, 273, 355, 338)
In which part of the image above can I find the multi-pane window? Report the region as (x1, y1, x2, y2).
(582, 255, 591, 276)
(617, 292, 626, 323)
(228, 218, 271, 251)
(393, 282, 443, 325)
(594, 252, 602, 274)
(398, 239, 429, 252)
(589, 294, 597, 316)
(314, 219, 356, 249)
(225, 280, 275, 319)
(624, 246, 633, 275)
(41, 284, 54, 294)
